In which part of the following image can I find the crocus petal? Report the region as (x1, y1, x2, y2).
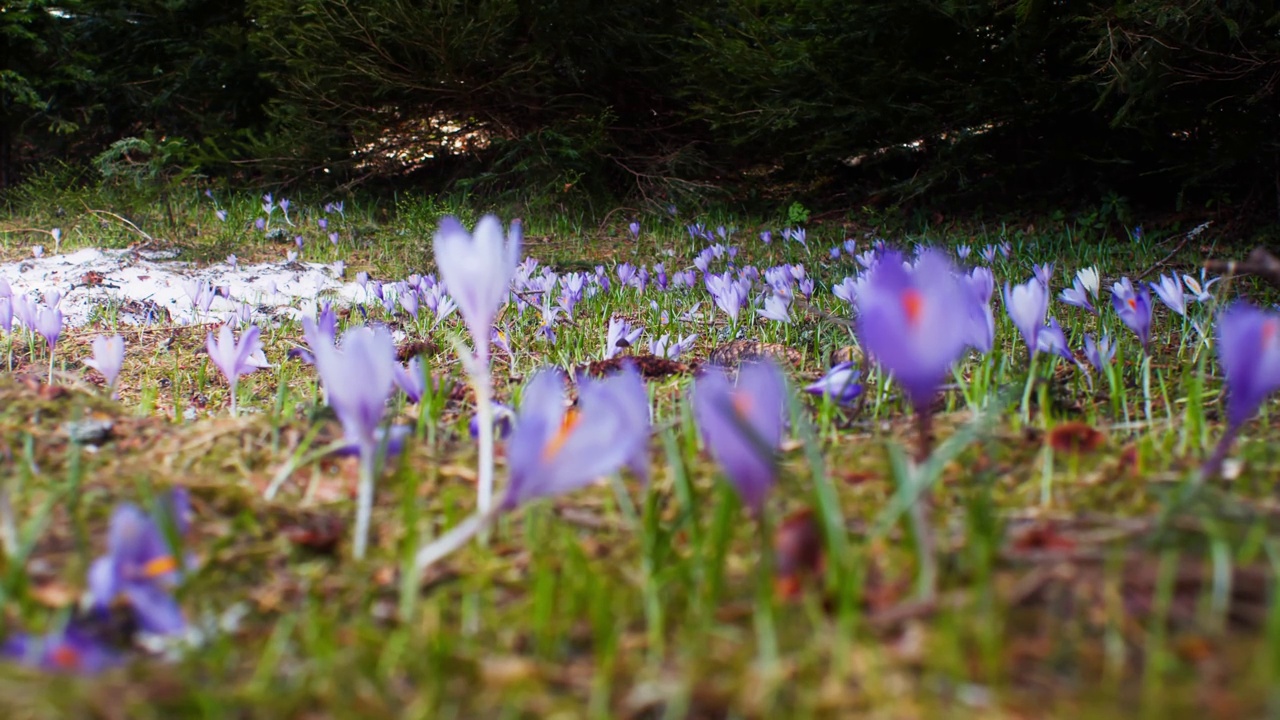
(1218, 302, 1280, 430)
(503, 365, 650, 508)
(693, 362, 786, 511)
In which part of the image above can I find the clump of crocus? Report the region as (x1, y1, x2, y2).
(694, 362, 786, 512)
(206, 324, 263, 417)
(433, 215, 521, 515)
(1, 623, 120, 674)
(88, 490, 191, 636)
(415, 363, 650, 571)
(1203, 302, 1280, 481)
(3, 490, 191, 674)
(311, 325, 398, 560)
(84, 334, 125, 397)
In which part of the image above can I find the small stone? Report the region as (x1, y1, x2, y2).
(63, 418, 114, 445)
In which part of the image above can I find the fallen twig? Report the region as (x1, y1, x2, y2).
(1206, 245, 1280, 288)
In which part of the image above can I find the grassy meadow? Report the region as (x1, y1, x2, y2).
(0, 181, 1276, 719)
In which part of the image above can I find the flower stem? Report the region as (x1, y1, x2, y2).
(47, 349, 55, 386)
(1019, 353, 1039, 424)
(912, 408, 937, 601)
(1200, 423, 1240, 484)
(473, 345, 495, 515)
(353, 444, 377, 560)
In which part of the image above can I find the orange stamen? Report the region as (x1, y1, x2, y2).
(49, 644, 81, 669)
(901, 289, 925, 326)
(142, 555, 178, 578)
(542, 408, 581, 461)
(1264, 319, 1278, 346)
(1127, 298, 1137, 310)
(732, 392, 753, 418)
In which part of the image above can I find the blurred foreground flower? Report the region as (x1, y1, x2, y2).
(854, 248, 973, 601)
(694, 362, 786, 512)
(2, 624, 119, 674)
(415, 364, 650, 571)
(1204, 302, 1280, 480)
(311, 325, 398, 560)
(88, 490, 191, 635)
(433, 215, 521, 515)
(856, 250, 971, 410)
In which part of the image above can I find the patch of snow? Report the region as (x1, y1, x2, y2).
(0, 248, 366, 328)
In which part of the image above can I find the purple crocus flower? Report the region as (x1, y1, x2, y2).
(710, 282, 746, 324)
(468, 402, 515, 440)
(965, 268, 995, 353)
(1216, 302, 1280, 432)
(261, 193, 274, 215)
(1183, 269, 1220, 303)
(980, 245, 999, 264)
(804, 362, 862, 405)
(501, 364, 650, 509)
(1035, 318, 1074, 362)
(605, 317, 643, 359)
(206, 324, 263, 416)
(617, 263, 637, 287)
(856, 250, 972, 409)
(1111, 278, 1153, 349)
(215, 209, 228, 223)
(399, 288, 420, 319)
(1059, 276, 1097, 314)
(35, 305, 62, 352)
(757, 294, 792, 323)
(2, 624, 120, 674)
(433, 215, 521, 360)
(1033, 262, 1054, 287)
(1203, 302, 1280, 479)
(1084, 333, 1115, 374)
(833, 277, 858, 306)
(312, 325, 397, 559)
(84, 334, 125, 396)
(956, 245, 971, 260)
(87, 492, 190, 636)
(693, 362, 786, 512)
(628, 221, 640, 239)
(1003, 278, 1048, 356)
(394, 356, 428, 402)
(760, 230, 772, 245)
(1150, 273, 1187, 317)
(313, 326, 397, 456)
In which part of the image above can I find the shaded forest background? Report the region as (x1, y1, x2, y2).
(3, 0, 1279, 218)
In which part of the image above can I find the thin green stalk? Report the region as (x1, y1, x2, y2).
(1019, 352, 1039, 424)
